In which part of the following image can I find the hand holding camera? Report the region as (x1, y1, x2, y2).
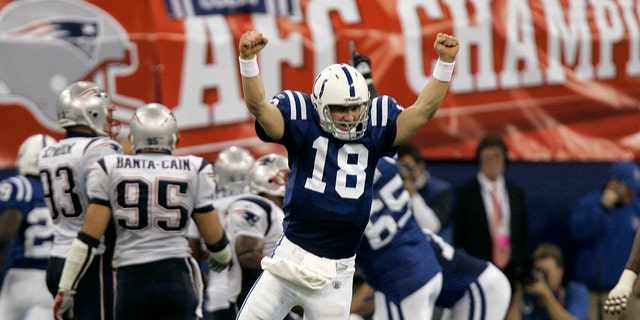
(524, 268, 552, 297)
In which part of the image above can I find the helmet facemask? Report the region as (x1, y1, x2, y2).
(319, 102, 369, 141)
(248, 154, 289, 197)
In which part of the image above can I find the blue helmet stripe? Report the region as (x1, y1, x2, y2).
(340, 65, 356, 97)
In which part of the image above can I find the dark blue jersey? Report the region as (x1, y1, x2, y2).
(0, 175, 53, 277)
(425, 229, 489, 308)
(357, 157, 441, 303)
(256, 91, 400, 259)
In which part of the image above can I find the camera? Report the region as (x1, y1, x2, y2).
(520, 267, 547, 286)
(398, 164, 412, 180)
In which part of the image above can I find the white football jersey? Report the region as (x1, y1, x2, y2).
(203, 184, 252, 311)
(38, 136, 122, 258)
(225, 194, 284, 301)
(87, 153, 216, 268)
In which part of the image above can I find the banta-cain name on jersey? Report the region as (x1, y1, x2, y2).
(116, 157, 191, 170)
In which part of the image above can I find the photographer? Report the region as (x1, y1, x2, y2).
(516, 243, 588, 320)
(397, 144, 456, 242)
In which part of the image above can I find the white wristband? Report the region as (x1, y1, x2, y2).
(239, 56, 259, 78)
(432, 59, 455, 82)
(618, 269, 638, 287)
(59, 238, 96, 292)
(349, 314, 365, 320)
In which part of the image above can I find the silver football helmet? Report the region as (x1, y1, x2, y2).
(214, 146, 255, 190)
(57, 81, 119, 137)
(129, 103, 178, 153)
(248, 153, 289, 197)
(16, 134, 56, 176)
(311, 63, 370, 141)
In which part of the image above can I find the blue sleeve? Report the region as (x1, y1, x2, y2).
(568, 192, 606, 244)
(0, 177, 30, 213)
(369, 95, 400, 157)
(255, 90, 313, 151)
(564, 281, 589, 320)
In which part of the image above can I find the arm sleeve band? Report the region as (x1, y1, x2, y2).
(206, 231, 229, 252)
(58, 236, 98, 291)
(207, 232, 231, 265)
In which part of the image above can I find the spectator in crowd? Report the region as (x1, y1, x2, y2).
(453, 133, 530, 317)
(0, 134, 56, 320)
(38, 81, 123, 320)
(515, 243, 588, 320)
(53, 103, 231, 320)
(397, 143, 455, 242)
(569, 160, 640, 320)
(235, 29, 459, 319)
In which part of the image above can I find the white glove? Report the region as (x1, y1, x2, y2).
(604, 269, 638, 315)
(54, 288, 75, 320)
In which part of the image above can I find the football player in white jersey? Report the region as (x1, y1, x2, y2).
(225, 154, 288, 311)
(38, 81, 122, 320)
(0, 134, 56, 320)
(53, 103, 232, 320)
(187, 145, 255, 320)
(236, 30, 459, 319)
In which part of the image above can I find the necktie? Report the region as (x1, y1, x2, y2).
(491, 185, 511, 269)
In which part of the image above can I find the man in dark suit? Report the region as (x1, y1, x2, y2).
(453, 133, 529, 317)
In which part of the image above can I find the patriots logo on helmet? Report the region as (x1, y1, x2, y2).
(7, 21, 99, 59)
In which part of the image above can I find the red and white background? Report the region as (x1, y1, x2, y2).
(1, 0, 640, 169)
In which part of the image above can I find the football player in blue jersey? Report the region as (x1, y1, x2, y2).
(356, 156, 443, 319)
(0, 134, 56, 320)
(352, 156, 511, 320)
(350, 51, 510, 320)
(53, 103, 231, 320)
(235, 30, 459, 319)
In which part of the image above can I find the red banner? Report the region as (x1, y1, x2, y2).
(1, 0, 639, 169)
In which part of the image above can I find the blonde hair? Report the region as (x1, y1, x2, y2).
(532, 243, 564, 267)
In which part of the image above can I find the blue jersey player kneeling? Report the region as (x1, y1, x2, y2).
(236, 30, 459, 319)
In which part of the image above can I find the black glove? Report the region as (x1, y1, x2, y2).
(349, 41, 378, 98)
(350, 51, 373, 84)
